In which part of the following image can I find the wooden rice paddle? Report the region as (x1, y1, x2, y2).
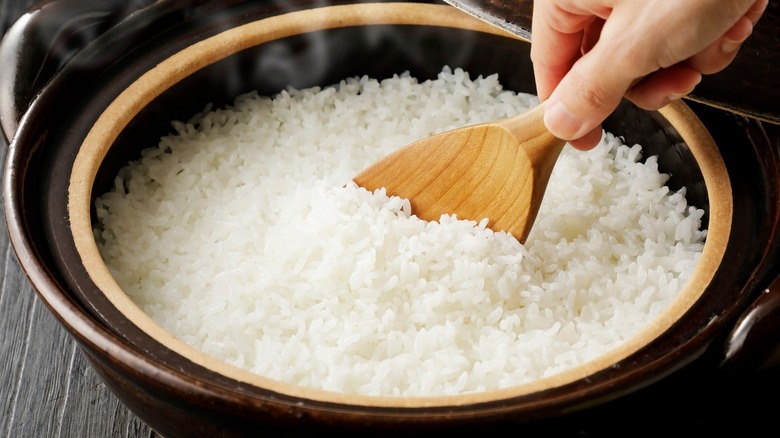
(353, 103, 565, 243)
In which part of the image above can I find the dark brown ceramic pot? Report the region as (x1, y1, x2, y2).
(1, 0, 778, 436)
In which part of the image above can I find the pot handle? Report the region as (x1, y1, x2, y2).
(722, 273, 780, 371)
(0, 0, 153, 144)
(719, 117, 780, 372)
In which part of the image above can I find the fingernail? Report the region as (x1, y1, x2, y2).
(671, 74, 702, 101)
(721, 39, 741, 54)
(659, 93, 685, 107)
(544, 101, 583, 139)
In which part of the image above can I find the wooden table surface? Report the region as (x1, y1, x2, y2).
(1, 1, 779, 437)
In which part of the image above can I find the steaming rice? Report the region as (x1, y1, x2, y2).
(94, 66, 706, 397)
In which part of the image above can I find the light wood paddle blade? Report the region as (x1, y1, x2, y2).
(353, 104, 566, 243)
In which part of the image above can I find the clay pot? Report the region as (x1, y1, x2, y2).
(1, 1, 777, 436)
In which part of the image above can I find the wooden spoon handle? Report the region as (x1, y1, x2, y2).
(497, 103, 566, 194)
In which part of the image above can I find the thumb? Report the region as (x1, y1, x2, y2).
(543, 49, 634, 142)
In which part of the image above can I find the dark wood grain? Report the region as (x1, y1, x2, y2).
(0, 228, 158, 438)
(0, 193, 160, 438)
(0, 237, 157, 436)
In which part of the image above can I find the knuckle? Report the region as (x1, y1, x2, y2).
(574, 73, 619, 109)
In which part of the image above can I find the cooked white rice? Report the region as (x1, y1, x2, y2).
(93, 66, 706, 397)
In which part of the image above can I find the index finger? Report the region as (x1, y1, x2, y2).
(530, 2, 599, 99)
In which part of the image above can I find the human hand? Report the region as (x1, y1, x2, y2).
(531, 0, 769, 150)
